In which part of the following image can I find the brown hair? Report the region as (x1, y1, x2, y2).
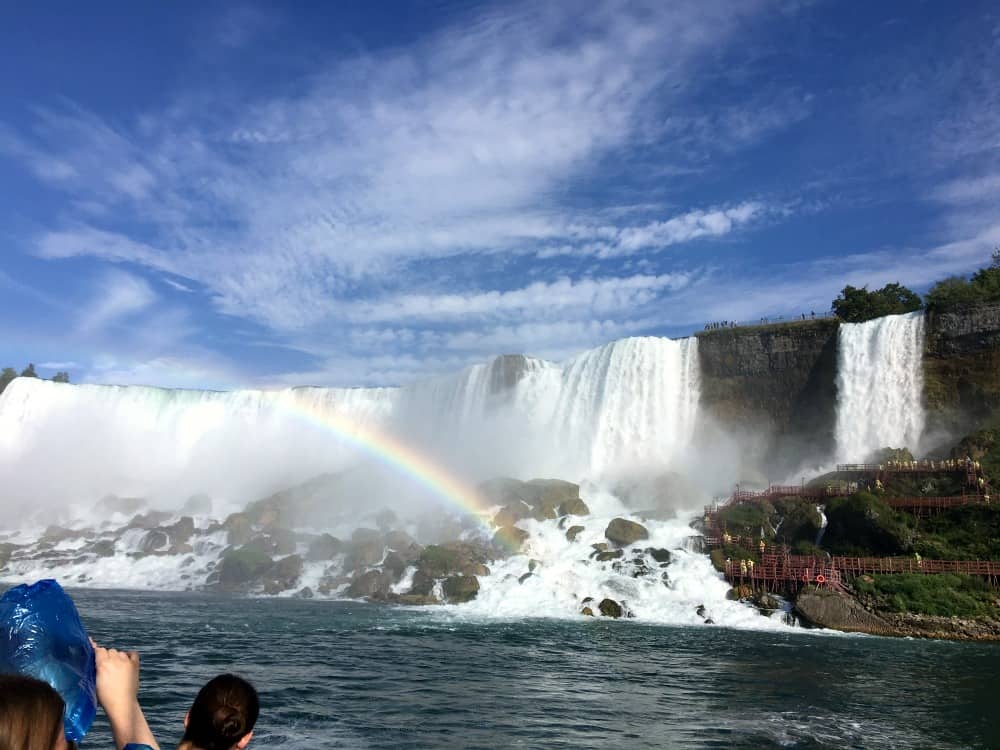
(0, 673, 66, 750)
(183, 674, 259, 750)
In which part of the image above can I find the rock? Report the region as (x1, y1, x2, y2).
(166, 517, 195, 547)
(306, 533, 343, 562)
(581, 606, 594, 616)
(558, 498, 590, 517)
(795, 588, 893, 635)
(223, 513, 254, 546)
(137, 529, 168, 554)
(382, 552, 408, 581)
(727, 584, 754, 600)
(268, 528, 298, 556)
(385, 529, 419, 552)
(264, 554, 304, 594)
(696, 604, 707, 619)
(590, 542, 609, 553)
(605, 518, 649, 546)
(408, 570, 436, 596)
(85, 539, 116, 558)
(347, 569, 393, 599)
(127, 511, 172, 530)
(393, 593, 440, 606)
(754, 593, 781, 612)
(598, 598, 624, 618)
(493, 502, 533, 528)
(461, 563, 490, 577)
(442, 575, 480, 603)
(296, 587, 314, 599)
(493, 526, 529, 551)
(565, 525, 585, 542)
(518, 572, 533, 584)
(595, 550, 624, 562)
(645, 547, 671, 564)
(704, 618, 715, 625)
(346, 533, 385, 571)
(218, 543, 273, 589)
(528, 559, 540, 572)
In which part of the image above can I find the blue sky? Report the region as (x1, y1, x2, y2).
(1, 0, 998, 388)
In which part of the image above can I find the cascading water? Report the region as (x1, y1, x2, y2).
(834, 311, 926, 463)
(0, 335, 783, 629)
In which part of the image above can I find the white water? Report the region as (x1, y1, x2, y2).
(834, 312, 926, 463)
(0, 336, 701, 522)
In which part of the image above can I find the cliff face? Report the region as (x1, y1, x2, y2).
(924, 302, 1000, 434)
(697, 304, 1000, 467)
(696, 319, 839, 467)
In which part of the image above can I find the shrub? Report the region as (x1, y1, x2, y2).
(853, 573, 997, 618)
(823, 492, 915, 555)
(832, 283, 922, 322)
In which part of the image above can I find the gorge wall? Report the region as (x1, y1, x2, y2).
(695, 318, 839, 471)
(697, 303, 1000, 469)
(924, 302, 1000, 436)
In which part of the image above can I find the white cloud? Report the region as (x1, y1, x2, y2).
(79, 271, 158, 334)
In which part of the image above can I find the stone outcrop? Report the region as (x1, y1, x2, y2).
(795, 588, 893, 635)
(924, 301, 1000, 434)
(442, 575, 480, 603)
(697, 318, 840, 470)
(604, 518, 649, 546)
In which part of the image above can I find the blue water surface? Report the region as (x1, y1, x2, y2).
(76, 589, 1000, 749)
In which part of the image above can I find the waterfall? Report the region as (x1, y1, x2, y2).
(815, 505, 828, 547)
(0, 336, 701, 520)
(834, 312, 926, 463)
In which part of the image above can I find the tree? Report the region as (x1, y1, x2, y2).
(832, 282, 922, 323)
(925, 276, 977, 312)
(52, 371, 70, 383)
(19, 363, 37, 378)
(0, 367, 16, 394)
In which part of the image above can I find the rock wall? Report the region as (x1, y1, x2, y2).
(924, 302, 1000, 435)
(696, 319, 839, 469)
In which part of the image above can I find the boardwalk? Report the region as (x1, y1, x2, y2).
(706, 537, 1000, 591)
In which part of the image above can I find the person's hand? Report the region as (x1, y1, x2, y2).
(90, 639, 160, 750)
(91, 639, 141, 718)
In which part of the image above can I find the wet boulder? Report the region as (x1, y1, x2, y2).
(346, 569, 394, 599)
(346, 529, 385, 570)
(306, 533, 343, 562)
(493, 502, 533, 528)
(558, 498, 590, 517)
(84, 539, 116, 558)
(565, 525, 585, 542)
(223, 513, 254, 546)
(408, 569, 437, 597)
(382, 551, 409, 581)
(392, 593, 440, 606)
(595, 549, 624, 562)
(492, 526, 529, 552)
(218, 543, 274, 590)
(598, 598, 624, 618)
(268, 528, 298, 556)
(264, 554, 304, 594)
(165, 517, 195, 548)
(645, 547, 671, 564)
(137, 529, 168, 554)
(605, 518, 649, 547)
(127, 511, 172, 530)
(442, 575, 480, 603)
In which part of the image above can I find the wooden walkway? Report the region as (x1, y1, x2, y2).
(707, 537, 1000, 591)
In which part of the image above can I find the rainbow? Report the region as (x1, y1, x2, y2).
(285, 396, 524, 552)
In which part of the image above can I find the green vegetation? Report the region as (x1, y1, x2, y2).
(914, 506, 1000, 561)
(417, 545, 461, 576)
(772, 498, 822, 547)
(854, 573, 997, 618)
(820, 492, 916, 556)
(832, 282, 922, 323)
(0, 364, 70, 394)
(924, 249, 1000, 312)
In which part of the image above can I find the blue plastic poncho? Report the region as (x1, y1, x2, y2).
(0, 579, 97, 741)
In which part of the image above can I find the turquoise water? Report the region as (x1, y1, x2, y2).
(77, 589, 999, 749)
